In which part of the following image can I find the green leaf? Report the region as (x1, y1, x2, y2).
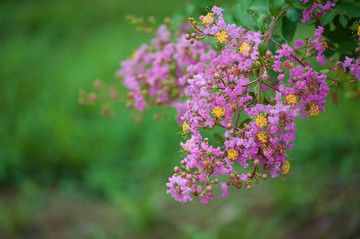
(285, 0, 314, 9)
(232, 3, 257, 30)
(282, 16, 297, 41)
(334, 3, 360, 17)
(248, 0, 269, 13)
(321, 11, 336, 26)
(339, 15, 348, 28)
(239, 118, 252, 128)
(267, 0, 285, 16)
(256, 13, 267, 32)
(214, 133, 225, 144)
(258, 42, 267, 56)
(272, 34, 285, 44)
(285, 8, 302, 22)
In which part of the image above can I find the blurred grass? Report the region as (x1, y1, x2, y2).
(0, 0, 360, 238)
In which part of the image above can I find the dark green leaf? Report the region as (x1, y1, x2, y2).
(285, 8, 302, 22)
(214, 133, 225, 144)
(321, 11, 336, 26)
(239, 118, 252, 128)
(339, 15, 348, 28)
(282, 16, 297, 41)
(267, 0, 285, 16)
(334, 3, 360, 17)
(272, 34, 285, 44)
(258, 42, 267, 56)
(285, 0, 314, 9)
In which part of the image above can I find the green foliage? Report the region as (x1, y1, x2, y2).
(267, 0, 285, 17)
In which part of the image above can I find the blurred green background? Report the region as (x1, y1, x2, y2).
(1, 0, 360, 238)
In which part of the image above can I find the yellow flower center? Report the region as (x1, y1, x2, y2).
(286, 94, 297, 105)
(228, 149, 239, 160)
(202, 13, 214, 25)
(182, 121, 189, 134)
(255, 114, 268, 128)
(131, 51, 137, 59)
(257, 132, 267, 144)
(309, 103, 319, 116)
(212, 107, 225, 117)
(216, 31, 228, 43)
(281, 160, 290, 174)
(357, 26, 360, 36)
(239, 42, 251, 53)
(184, 142, 188, 151)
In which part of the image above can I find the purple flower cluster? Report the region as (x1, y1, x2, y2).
(301, 0, 336, 23)
(118, 24, 211, 114)
(341, 24, 360, 81)
(166, 6, 330, 204)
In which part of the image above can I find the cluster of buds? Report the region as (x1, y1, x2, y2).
(167, 5, 332, 204)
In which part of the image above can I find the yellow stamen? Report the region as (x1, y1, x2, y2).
(281, 160, 290, 174)
(212, 107, 225, 117)
(255, 114, 268, 128)
(202, 13, 214, 25)
(286, 94, 297, 105)
(257, 132, 267, 144)
(228, 149, 239, 160)
(216, 31, 228, 43)
(309, 103, 319, 116)
(239, 42, 251, 53)
(357, 26, 360, 36)
(183, 121, 189, 134)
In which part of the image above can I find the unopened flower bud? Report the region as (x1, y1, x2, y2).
(266, 50, 273, 58)
(127, 91, 135, 99)
(181, 160, 186, 166)
(261, 173, 268, 180)
(247, 172, 252, 178)
(245, 124, 251, 131)
(164, 18, 171, 25)
(204, 138, 209, 144)
(94, 79, 102, 89)
(356, 47, 360, 54)
(199, 192, 205, 199)
(186, 174, 192, 180)
(206, 185, 213, 192)
(174, 166, 181, 173)
(254, 159, 260, 167)
(190, 39, 195, 44)
(214, 178, 219, 184)
(185, 34, 191, 40)
(329, 57, 335, 62)
(246, 184, 252, 190)
(191, 33, 197, 38)
(229, 173, 235, 179)
(213, 72, 221, 79)
(261, 73, 269, 80)
(226, 122, 232, 129)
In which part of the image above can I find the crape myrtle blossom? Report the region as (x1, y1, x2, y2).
(118, 24, 211, 114)
(167, 6, 330, 204)
(301, 0, 336, 23)
(341, 26, 360, 82)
